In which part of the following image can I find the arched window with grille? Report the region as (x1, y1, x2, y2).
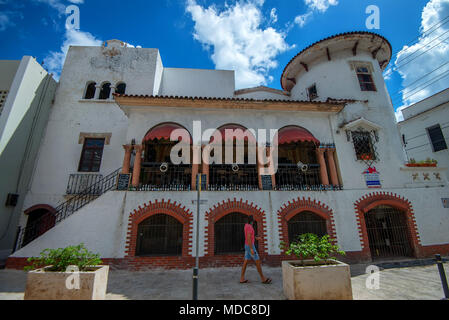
(84, 82, 96, 99)
(136, 214, 183, 256)
(214, 212, 257, 254)
(99, 82, 111, 100)
(115, 82, 126, 95)
(287, 211, 327, 243)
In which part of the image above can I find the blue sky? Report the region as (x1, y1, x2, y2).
(1, 0, 449, 120)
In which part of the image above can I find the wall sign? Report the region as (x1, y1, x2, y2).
(116, 173, 131, 191)
(261, 175, 273, 190)
(363, 167, 381, 188)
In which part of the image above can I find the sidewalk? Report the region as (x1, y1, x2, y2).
(0, 262, 447, 300)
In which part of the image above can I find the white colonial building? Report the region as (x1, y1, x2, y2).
(398, 88, 449, 181)
(6, 33, 449, 270)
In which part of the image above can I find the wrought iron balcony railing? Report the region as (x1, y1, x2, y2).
(66, 173, 103, 195)
(274, 163, 343, 191)
(133, 162, 192, 191)
(209, 164, 259, 191)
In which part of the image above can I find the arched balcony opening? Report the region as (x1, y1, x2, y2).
(137, 123, 193, 191)
(214, 212, 258, 255)
(207, 124, 259, 191)
(115, 82, 126, 95)
(287, 211, 327, 244)
(136, 214, 183, 256)
(99, 82, 111, 100)
(274, 126, 323, 191)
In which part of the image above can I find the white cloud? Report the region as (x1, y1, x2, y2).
(0, 13, 12, 31)
(44, 28, 102, 79)
(34, 0, 84, 14)
(394, 0, 449, 110)
(269, 8, 278, 24)
(186, 0, 292, 89)
(294, 0, 338, 27)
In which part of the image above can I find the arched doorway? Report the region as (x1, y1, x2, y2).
(207, 124, 258, 191)
(364, 205, 413, 259)
(214, 212, 258, 255)
(22, 205, 56, 246)
(136, 214, 183, 256)
(141, 123, 192, 190)
(287, 211, 327, 243)
(274, 126, 321, 190)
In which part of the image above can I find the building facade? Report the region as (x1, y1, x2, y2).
(398, 88, 449, 181)
(0, 57, 57, 262)
(6, 34, 449, 270)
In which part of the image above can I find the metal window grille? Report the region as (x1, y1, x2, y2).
(287, 211, 327, 243)
(365, 205, 413, 260)
(351, 130, 379, 166)
(209, 164, 259, 191)
(427, 124, 448, 152)
(214, 212, 258, 255)
(136, 214, 183, 256)
(136, 162, 192, 191)
(274, 164, 335, 191)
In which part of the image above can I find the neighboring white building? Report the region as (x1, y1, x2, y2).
(5, 34, 449, 270)
(0, 57, 57, 262)
(398, 88, 449, 179)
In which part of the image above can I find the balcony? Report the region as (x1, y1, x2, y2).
(274, 164, 342, 191)
(209, 164, 259, 191)
(66, 173, 103, 195)
(132, 162, 192, 191)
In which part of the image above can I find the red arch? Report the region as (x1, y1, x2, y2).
(274, 125, 320, 145)
(205, 199, 267, 256)
(142, 122, 192, 143)
(277, 197, 337, 246)
(354, 192, 422, 260)
(24, 204, 56, 215)
(126, 199, 193, 257)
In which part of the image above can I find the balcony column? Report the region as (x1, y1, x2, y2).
(122, 144, 133, 174)
(94, 85, 101, 99)
(316, 148, 329, 186)
(191, 144, 201, 191)
(257, 145, 264, 190)
(132, 145, 143, 187)
(326, 147, 339, 186)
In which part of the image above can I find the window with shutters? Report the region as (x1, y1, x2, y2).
(427, 124, 447, 152)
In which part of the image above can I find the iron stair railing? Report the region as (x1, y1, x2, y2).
(15, 168, 122, 251)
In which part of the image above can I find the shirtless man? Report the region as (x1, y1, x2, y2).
(240, 215, 272, 284)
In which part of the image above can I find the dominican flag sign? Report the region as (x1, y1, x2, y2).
(363, 167, 381, 188)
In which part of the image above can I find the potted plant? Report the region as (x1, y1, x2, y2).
(405, 158, 437, 167)
(23, 243, 109, 300)
(280, 233, 352, 300)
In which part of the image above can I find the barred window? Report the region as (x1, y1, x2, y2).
(287, 211, 327, 243)
(78, 138, 105, 172)
(215, 212, 257, 254)
(427, 124, 447, 152)
(352, 131, 376, 161)
(356, 66, 376, 92)
(136, 214, 183, 256)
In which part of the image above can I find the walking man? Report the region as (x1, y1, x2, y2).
(240, 215, 272, 284)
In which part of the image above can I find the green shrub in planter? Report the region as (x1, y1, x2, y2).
(280, 233, 345, 265)
(24, 243, 102, 272)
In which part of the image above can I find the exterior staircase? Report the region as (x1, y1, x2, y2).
(14, 168, 122, 251)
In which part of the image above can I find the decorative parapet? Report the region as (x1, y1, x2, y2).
(400, 166, 447, 188)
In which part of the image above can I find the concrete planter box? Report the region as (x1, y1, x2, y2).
(282, 260, 352, 300)
(24, 265, 109, 300)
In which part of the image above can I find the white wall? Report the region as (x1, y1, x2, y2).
(12, 186, 449, 259)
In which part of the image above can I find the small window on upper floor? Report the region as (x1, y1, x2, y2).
(356, 66, 376, 92)
(84, 82, 96, 99)
(99, 82, 111, 100)
(352, 131, 377, 161)
(307, 84, 318, 101)
(427, 124, 447, 152)
(115, 83, 126, 95)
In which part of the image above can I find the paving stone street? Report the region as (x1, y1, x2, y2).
(0, 262, 447, 300)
